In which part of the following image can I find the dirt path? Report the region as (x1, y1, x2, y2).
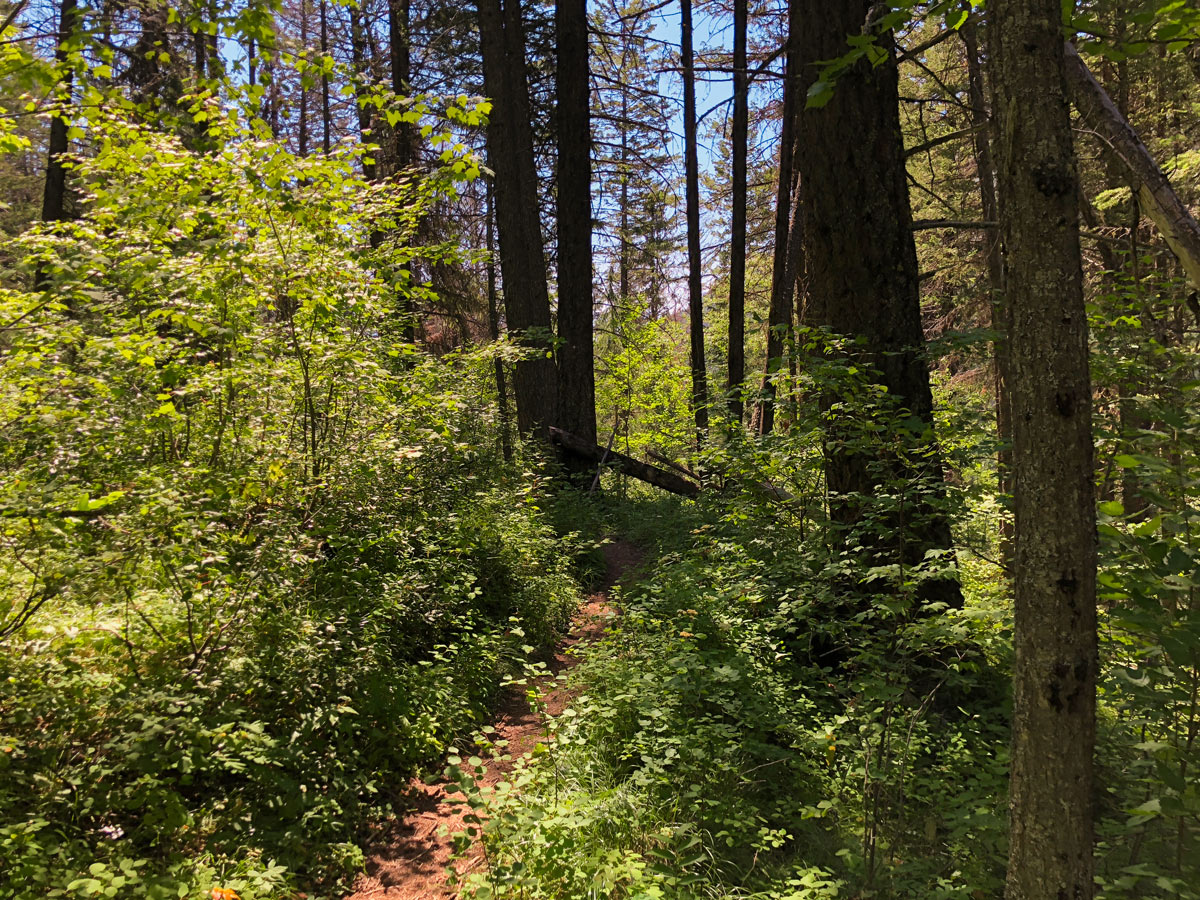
(345, 539, 643, 900)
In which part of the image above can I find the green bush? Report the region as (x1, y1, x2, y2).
(457, 495, 1010, 900)
(0, 103, 580, 898)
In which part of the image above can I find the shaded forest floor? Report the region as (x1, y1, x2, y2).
(346, 539, 645, 899)
(5, 471, 1191, 900)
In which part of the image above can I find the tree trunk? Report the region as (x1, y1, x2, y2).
(794, 0, 961, 610)
(619, 87, 630, 302)
(549, 428, 700, 496)
(41, 0, 79, 227)
(477, 0, 557, 435)
(126, 1, 170, 108)
(555, 0, 597, 444)
(193, 16, 207, 80)
(681, 0, 708, 443)
(206, 14, 219, 80)
(320, 0, 330, 154)
(348, 3, 377, 182)
(388, 0, 417, 343)
(486, 182, 514, 462)
(726, 0, 748, 422)
(267, 40, 280, 135)
(1064, 42, 1200, 291)
(961, 14, 1013, 564)
(758, 0, 798, 436)
(389, 0, 415, 170)
(992, 6, 1097, 900)
(298, 0, 309, 156)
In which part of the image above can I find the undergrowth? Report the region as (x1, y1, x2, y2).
(0, 107, 584, 900)
(451, 484, 1013, 900)
(453, 383, 1200, 900)
(0, 456, 583, 900)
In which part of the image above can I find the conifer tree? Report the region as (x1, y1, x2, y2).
(555, 0, 597, 444)
(793, 0, 961, 609)
(681, 0, 708, 441)
(590, 0, 678, 313)
(477, 0, 558, 434)
(727, 0, 747, 421)
(992, 3, 1097, 898)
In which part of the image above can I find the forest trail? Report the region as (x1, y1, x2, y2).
(345, 539, 644, 900)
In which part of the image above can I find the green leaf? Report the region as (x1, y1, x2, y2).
(71, 491, 126, 513)
(806, 80, 835, 109)
(1127, 797, 1162, 823)
(1131, 516, 1162, 537)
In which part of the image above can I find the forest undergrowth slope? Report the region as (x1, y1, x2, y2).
(446, 472, 1199, 900)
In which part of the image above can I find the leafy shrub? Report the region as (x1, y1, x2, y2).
(0, 102, 580, 898)
(456, 493, 1010, 900)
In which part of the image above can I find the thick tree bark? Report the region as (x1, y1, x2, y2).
(992, 7, 1097, 900)
(41, 0, 79, 227)
(477, 0, 557, 435)
(726, 0, 748, 422)
(681, 0, 708, 442)
(961, 15, 1013, 564)
(555, 0, 597, 444)
(794, 0, 961, 609)
(126, 1, 172, 108)
(1065, 42, 1200, 291)
(266, 44, 280, 135)
(193, 17, 207, 80)
(758, 0, 798, 436)
(205, 8, 219, 80)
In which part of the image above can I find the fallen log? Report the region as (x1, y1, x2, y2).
(549, 427, 701, 497)
(1065, 42, 1200, 291)
(645, 449, 702, 481)
(553, 429, 814, 510)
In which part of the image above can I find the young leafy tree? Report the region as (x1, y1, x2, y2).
(991, 3, 1098, 898)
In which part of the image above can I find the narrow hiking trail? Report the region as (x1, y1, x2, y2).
(346, 539, 644, 900)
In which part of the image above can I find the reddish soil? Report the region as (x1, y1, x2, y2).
(344, 539, 643, 900)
